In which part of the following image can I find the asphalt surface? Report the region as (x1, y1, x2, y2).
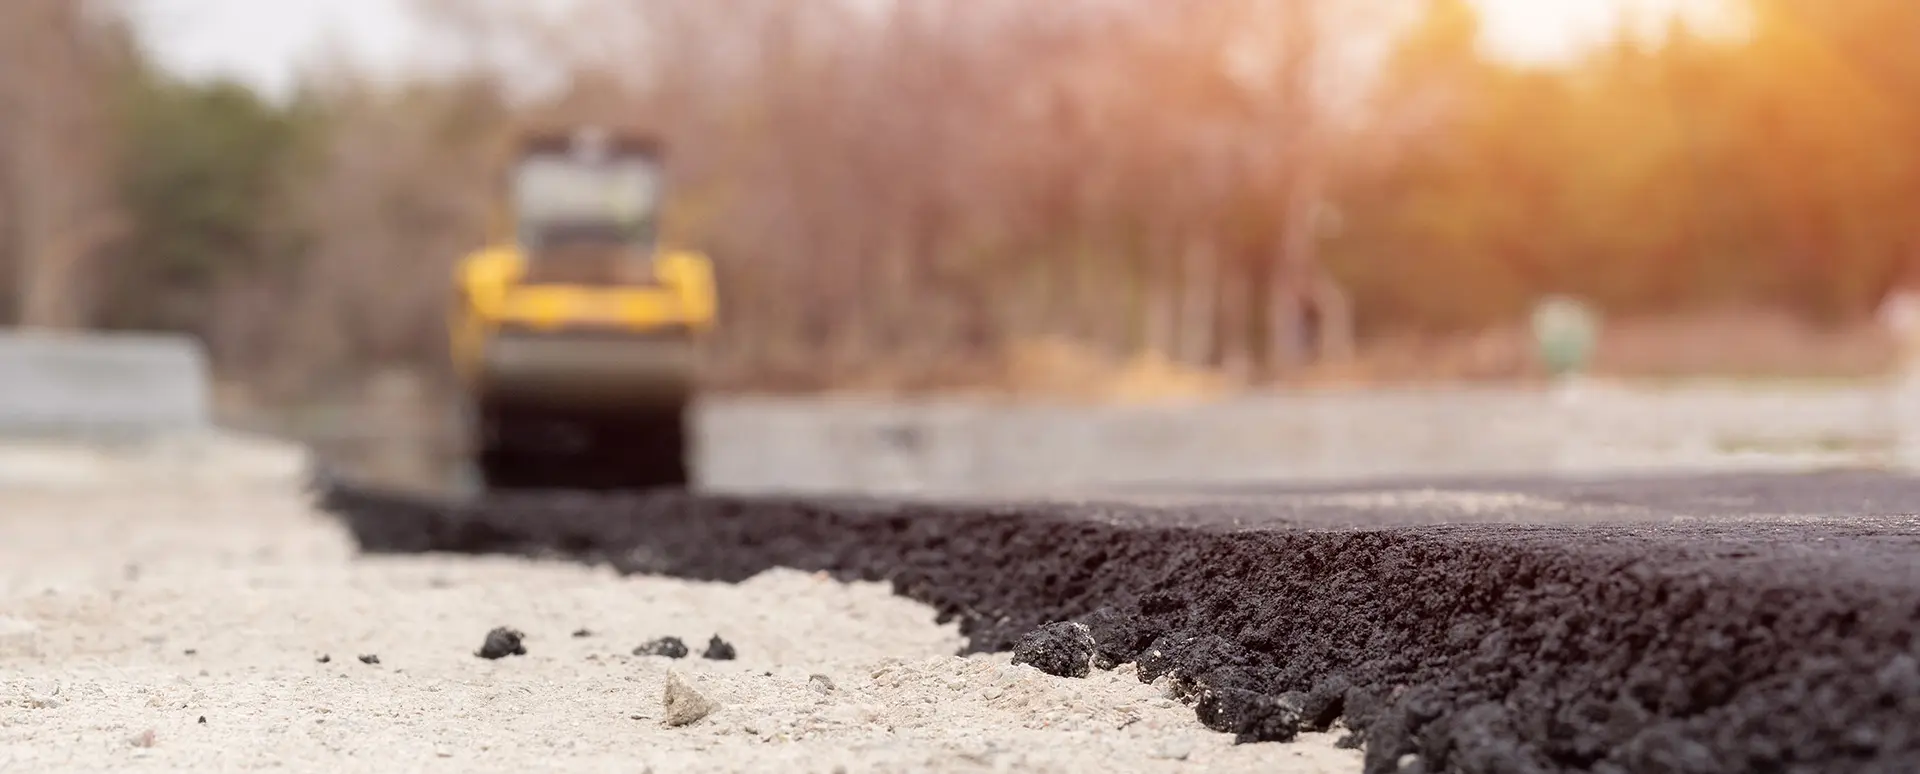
(315, 468, 1920, 774)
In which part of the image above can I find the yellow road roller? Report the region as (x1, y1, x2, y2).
(450, 126, 716, 491)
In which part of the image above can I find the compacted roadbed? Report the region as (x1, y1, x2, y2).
(4, 488, 1362, 773)
(318, 469, 1920, 774)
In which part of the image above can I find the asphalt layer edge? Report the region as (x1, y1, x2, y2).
(312, 477, 1920, 774)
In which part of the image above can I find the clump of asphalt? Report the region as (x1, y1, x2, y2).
(1010, 621, 1095, 678)
(476, 627, 527, 659)
(318, 470, 1920, 773)
(634, 637, 689, 659)
(1081, 607, 1155, 672)
(702, 635, 737, 661)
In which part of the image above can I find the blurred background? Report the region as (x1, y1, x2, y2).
(5, 0, 1919, 493)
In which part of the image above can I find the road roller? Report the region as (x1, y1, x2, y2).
(449, 126, 716, 491)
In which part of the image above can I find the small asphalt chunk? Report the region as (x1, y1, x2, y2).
(662, 671, 719, 727)
(197, 716, 206, 725)
(702, 635, 737, 661)
(316, 654, 330, 664)
(1195, 685, 1304, 744)
(1081, 607, 1153, 671)
(357, 654, 380, 665)
(183, 649, 196, 656)
(475, 627, 528, 660)
(572, 628, 593, 638)
(1010, 621, 1096, 679)
(634, 636, 689, 659)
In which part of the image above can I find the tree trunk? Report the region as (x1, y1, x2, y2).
(1267, 170, 1324, 372)
(14, 123, 81, 330)
(1177, 240, 1219, 368)
(1310, 274, 1356, 362)
(5, 0, 119, 331)
(1215, 251, 1254, 379)
(1143, 245, 1179, 359)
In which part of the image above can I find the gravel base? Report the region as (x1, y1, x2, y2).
(0, 489, 1360, 773)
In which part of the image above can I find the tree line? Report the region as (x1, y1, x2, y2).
(1, 0, 1915, 399)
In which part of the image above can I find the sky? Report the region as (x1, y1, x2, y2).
(123, 0, 1730, 100)
(125, 0, 429, 97)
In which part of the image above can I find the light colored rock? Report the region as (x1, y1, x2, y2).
(663, 671, 719, 727)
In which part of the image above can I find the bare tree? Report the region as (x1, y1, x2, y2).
(0, 0, 128, 329)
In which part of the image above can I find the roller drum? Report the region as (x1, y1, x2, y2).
(475, 328, 696, 411)
(467, 327, 697, 492)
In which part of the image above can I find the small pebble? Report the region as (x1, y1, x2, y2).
(358, 654, 380, 665)
(662, 671, 719, 727)
(702, 635, 737, 661)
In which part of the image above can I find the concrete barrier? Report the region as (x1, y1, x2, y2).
(269, 372, 1920, 496)
(696, 380, 1913, 496)
(0, 330, 309, 491)
(0, 330, 210, 438)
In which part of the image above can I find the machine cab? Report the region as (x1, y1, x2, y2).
(506, 127, 669, 287)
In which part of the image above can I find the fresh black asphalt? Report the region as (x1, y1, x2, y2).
(314, 468, 1920, 774)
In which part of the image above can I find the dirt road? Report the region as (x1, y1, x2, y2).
(0, 487, 1360, 773)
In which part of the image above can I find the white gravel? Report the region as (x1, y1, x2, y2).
(0, 486, 1362, 773)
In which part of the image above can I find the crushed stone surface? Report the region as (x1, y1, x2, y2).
(0, 488, 1362, 773)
